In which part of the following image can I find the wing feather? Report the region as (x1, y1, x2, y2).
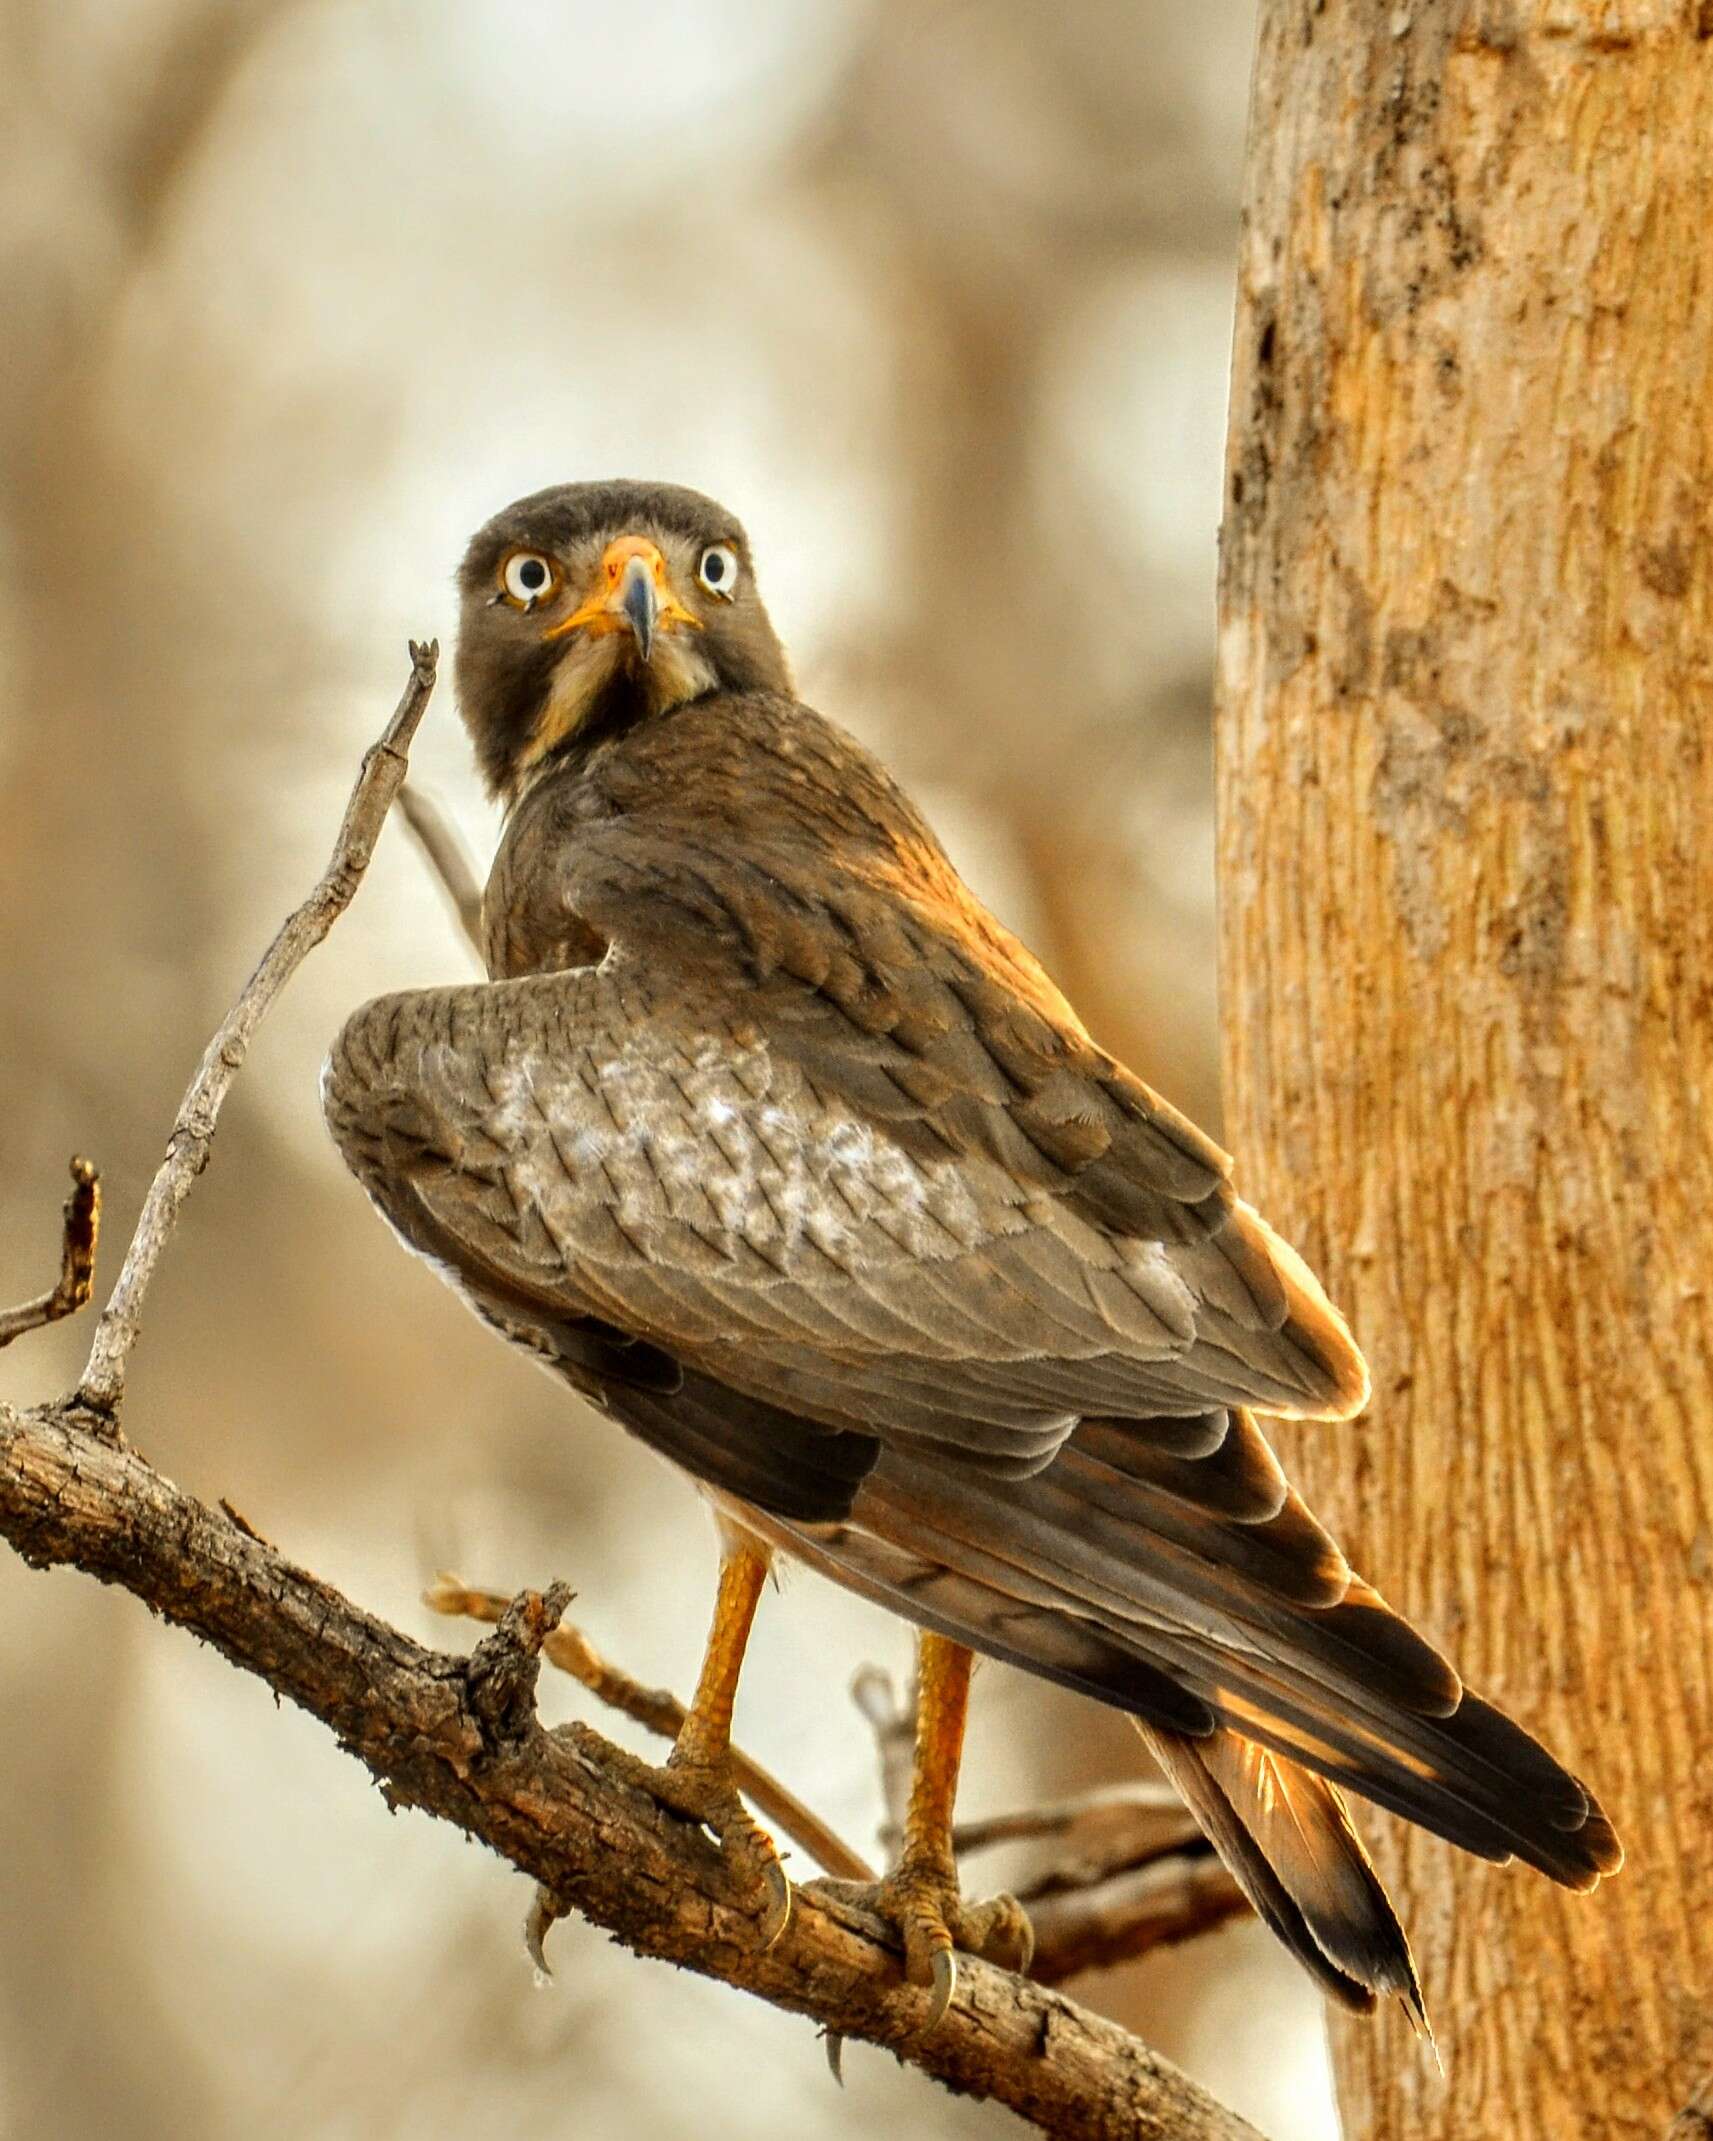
(326, 960, 1352, 1475)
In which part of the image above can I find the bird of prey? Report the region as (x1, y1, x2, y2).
(324, 479, 1620, 2029)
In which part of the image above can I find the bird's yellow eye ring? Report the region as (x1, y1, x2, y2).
(697, 544, 739, 599)
(501, 551, 557, 607)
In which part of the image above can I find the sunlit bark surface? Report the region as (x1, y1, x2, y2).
(1216, 6, 1713, 2135)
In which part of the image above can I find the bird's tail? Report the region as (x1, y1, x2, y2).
(1138, 1720, 1431, 2035)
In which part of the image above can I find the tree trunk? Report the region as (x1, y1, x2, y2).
(1214, 8, 1713, 2137)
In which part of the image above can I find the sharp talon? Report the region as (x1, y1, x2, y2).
(592, 1738, 788, 1946)
(925, 1944, 957, 2030)
(824, 2029, 846, 2085)
(524, 1884, 573, 1978)
(524, 1886, 561, 1985)
(525, 1902, 555, 1985)
(1005, 1893, 1035, 1976)
(814, 1861, 1020, 2023)
(759, 1857, 793, 1948)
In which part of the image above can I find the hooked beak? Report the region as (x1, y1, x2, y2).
(544, 534, 702, 663)
(618, 552, 657, 662)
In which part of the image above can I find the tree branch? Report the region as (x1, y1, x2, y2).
(956, 1780, 1190, 1863)
(0, 644, 1262, 2140)
(0, 1157, 100, 1351)
(425, 1575, 877, 1885)
(850, 1661, 917, 1863)
(1025, 1851, 1251, 1990)
(434, 1581, 1247, 1991)
(398, 783, 486, 961)
(0, 1398, 1259, 2140)
(76, 641, 440, 1416)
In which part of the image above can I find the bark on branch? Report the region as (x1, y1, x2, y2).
(0, 1403, 1256, 2140)
(0, 647, 1260, 2141)
(0, 1157, 100, 1351)
(425, 1575, 879, 1885)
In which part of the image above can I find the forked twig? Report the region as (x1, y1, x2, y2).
(1024, 1849, 1249, 1987)
(0, 1158, 101, 1352)
(850, 1663, 917, 1865)
(398, 783, 486, 961)
(75, 643, 439, 1415)
(426, 1577, 877, 1885)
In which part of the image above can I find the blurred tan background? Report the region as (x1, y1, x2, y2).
(0, 4, 1341, 2135)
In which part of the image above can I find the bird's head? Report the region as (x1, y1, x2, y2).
(455, 479, 791, 800)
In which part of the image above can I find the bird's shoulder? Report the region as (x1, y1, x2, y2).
(546, 689, 964, 891)
(484, 690, 924, 971)
(488, 688, 1238, 1227)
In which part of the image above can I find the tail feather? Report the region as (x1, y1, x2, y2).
(851, 1439, 1621, 1889)
(760, 1400, 1622, 2014)
(1155, 1643, 1618, 1886)
(1141, 1722, 1430, 2035)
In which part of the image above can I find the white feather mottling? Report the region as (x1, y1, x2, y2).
(480, 1027, 982, 1263)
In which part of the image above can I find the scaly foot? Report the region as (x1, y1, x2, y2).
(810, 1856, 1033, 2029)
(595, 1732, 792, 1948)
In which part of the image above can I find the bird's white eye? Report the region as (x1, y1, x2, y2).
(697, 544, 739, 598)
(502, 551, 555, 606)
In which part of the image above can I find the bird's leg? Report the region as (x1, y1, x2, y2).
(813, 1633, 1033, 2028)
(590, 1532, 790, 1947)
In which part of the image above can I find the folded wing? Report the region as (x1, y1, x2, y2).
(324, 943, 1360, 1482)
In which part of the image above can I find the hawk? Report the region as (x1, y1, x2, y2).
(324, 480, 1619, 2028)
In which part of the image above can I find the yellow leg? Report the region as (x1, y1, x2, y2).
(899, 1633, 974, 1876)
(597, 1533, 790, 1947)
(671, 1536, 769, 1772)
(810, 1631, 1034, 2029)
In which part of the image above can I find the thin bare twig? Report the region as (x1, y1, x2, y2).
(1025, 1850, 1250, 1987)
(850, 1662, 917, 1865)
(0, 1158, 100, 1351)
(955, 1779, 1191, 1862)
(75, 643, 439, 1415)
(849, 1663, 1199, 1868)
(398, 783, 486, 961)
(426, 1577, 877, 1885)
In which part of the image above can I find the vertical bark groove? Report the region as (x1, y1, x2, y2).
(1216, 7, 1713, 2135)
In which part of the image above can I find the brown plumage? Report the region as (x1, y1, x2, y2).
(323, 479, 1619, 2026)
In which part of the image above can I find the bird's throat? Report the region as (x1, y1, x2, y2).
(516, 640, 713, 797)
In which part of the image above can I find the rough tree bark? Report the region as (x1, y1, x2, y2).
(1215, 7, 1713, 2138)
(0, 1401, 1257, 2141)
